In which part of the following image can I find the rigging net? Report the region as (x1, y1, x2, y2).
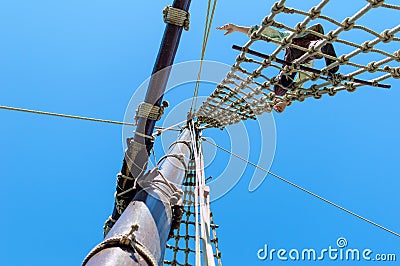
(196, 0, 400, 128)
(164, 143, 222, 266)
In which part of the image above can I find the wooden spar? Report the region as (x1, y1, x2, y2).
(84, 0, 193, 264)
(126, 0, 192, 180)
(132, 0, 192, 162)
(105, 0, 193, 236)
(83, 129, 193, 266)
(232, 44, 391, 89)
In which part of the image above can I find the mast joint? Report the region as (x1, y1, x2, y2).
(163, 6, 190, 31)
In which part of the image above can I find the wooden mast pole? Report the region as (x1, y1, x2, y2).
(104, 0, 192, 238)
(83, 128, 194, 266)
(83, 0, 193, 265)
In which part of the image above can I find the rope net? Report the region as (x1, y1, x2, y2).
(164, 159, 222, 266)
(197, 0, 400, 128)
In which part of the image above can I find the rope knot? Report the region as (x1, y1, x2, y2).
(297, 94, 306, 102)
(226, 72, 235, 79)
(246, 76, 254, 83)
(262, 59, 272, 68)
(215, 84, 224, 92)
(310, 73, 320, 81)
(255, 87, 264, 95)
(342, 18, 355, 31)
(309, 7, 321, 19)
(170, 190, 183, 206)
(313, 91, 322, 100)
(320, 69, 329, 76)
(368, 0, 385, 8)
(367, 61, 378, 73)
(394, 50, 400, 62)
(265, 93, 274, 101)
(251, 30, 262, 41)
(282, 64, 295, 75)
(236, 54, 246, 63)
(262, 17, 275, 28)
(308, 43, 321, 56)
(380, 29, 394, 43)
(271, 2, 285, 14)
(344, 82, 357, 92)
(310, 85, 318, 94)
(252, 69, 261, 78)
(326, 31, 338, 42)
(114, 193, 128, 215)
(390, 67, 400, 79)
(327, 87, 337, 96)
(103, 216, 117, 237)
(330, 73, 344, 86)
(270, 76, 280, 86)
(120, 225, 139, 246)
(338, 55, 350, 64)
(295, 23, 307, 36)
(222, 77, 234, 85)
(281, 37, 292, 48)
(361, 41, 374, 53)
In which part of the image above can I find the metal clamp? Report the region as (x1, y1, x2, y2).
(136, 102, 167, 121)
(163, 6, 190, 31)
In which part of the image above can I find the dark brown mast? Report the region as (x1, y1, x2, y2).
(83, 0, 193, 265)
(104, 0, 192, 238)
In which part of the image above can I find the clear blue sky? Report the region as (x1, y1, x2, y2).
(0, 0, 399, 265)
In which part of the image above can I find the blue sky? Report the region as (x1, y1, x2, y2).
(0, 0, 399, 265)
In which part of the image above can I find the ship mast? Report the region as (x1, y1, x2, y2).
(83, 0, 192, 265)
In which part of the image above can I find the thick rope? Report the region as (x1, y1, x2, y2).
(82, 225, 158, 266)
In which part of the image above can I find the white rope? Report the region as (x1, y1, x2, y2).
(189, 123, 201, 266)
(189, 122, 216, 266)
(198, 142, 215, 266)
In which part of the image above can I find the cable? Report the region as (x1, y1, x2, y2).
(189, 0, 218, 115)
(0, 105, 137, 126)
(153, 120, 187, 136)
(0, 105, 182, 132)
(202, 138, 400, 238)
